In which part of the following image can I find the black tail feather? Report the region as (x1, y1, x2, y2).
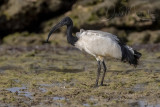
(133, 50, 142, 59)
(119, 44, 142, 67)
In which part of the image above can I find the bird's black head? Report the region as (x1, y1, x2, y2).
(60, 17, 73, 26)
(46, 17, 73, 42)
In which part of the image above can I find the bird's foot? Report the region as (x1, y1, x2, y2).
(94, 85, 98, 88)
(91, 83, 98, 88)
(100, 83, 108, 86)
(100, 83, 104, 86)
(100, 81, 104, 86)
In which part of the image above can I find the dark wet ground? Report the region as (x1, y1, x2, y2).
(0, 44, 160, 107)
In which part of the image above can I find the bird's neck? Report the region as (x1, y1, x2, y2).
(67, 24, 78, 46)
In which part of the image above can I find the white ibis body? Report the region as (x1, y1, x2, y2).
(47, 17, 142, 87)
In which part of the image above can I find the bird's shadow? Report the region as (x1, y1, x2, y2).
(89, 84, 109, 88)
(45, 66, 84, 73)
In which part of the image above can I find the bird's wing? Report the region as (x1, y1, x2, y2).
(86, 30, 120, 42)
(76, 29, 85, 38)
(76, 29, 120, 42)
(75, 30, 122, 59)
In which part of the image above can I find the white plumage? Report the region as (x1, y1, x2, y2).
(47, 17, 142, 87)
(75, 29, 123, 60)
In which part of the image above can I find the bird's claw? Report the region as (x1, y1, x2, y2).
(100, 82, 104, 86)
(100, 83, 103, 86)
(94, 85, 98, 88)
(91, 84, 98, 88)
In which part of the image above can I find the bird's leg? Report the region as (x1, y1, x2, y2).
(100, 61, 107, 86)
(95, 61, 101, 87)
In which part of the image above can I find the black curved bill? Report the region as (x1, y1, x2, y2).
(46, 22, 64, 42)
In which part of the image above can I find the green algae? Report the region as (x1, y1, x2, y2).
(0, 45, 160, 106)
(2, 32, 44, 46)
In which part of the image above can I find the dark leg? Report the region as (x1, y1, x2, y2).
(95, 61, 101, 87)
(100, 61, 107, 86)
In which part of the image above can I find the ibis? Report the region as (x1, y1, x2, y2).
(46, 17, 142, 87)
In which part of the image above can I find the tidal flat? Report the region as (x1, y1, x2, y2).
(0, 44, 160, 107)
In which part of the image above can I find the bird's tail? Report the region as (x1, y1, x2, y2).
(120, 45, 142, 67)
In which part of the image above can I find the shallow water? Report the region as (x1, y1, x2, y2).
(128, 101, 160, 107)
(53, 96, 65, 100)
(6, 86, 33, 99)
(6, 87, 26, 93)
(39, 87, 47, 93)
(83, 103, 90, 107)
(82, 100, 160, 107)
